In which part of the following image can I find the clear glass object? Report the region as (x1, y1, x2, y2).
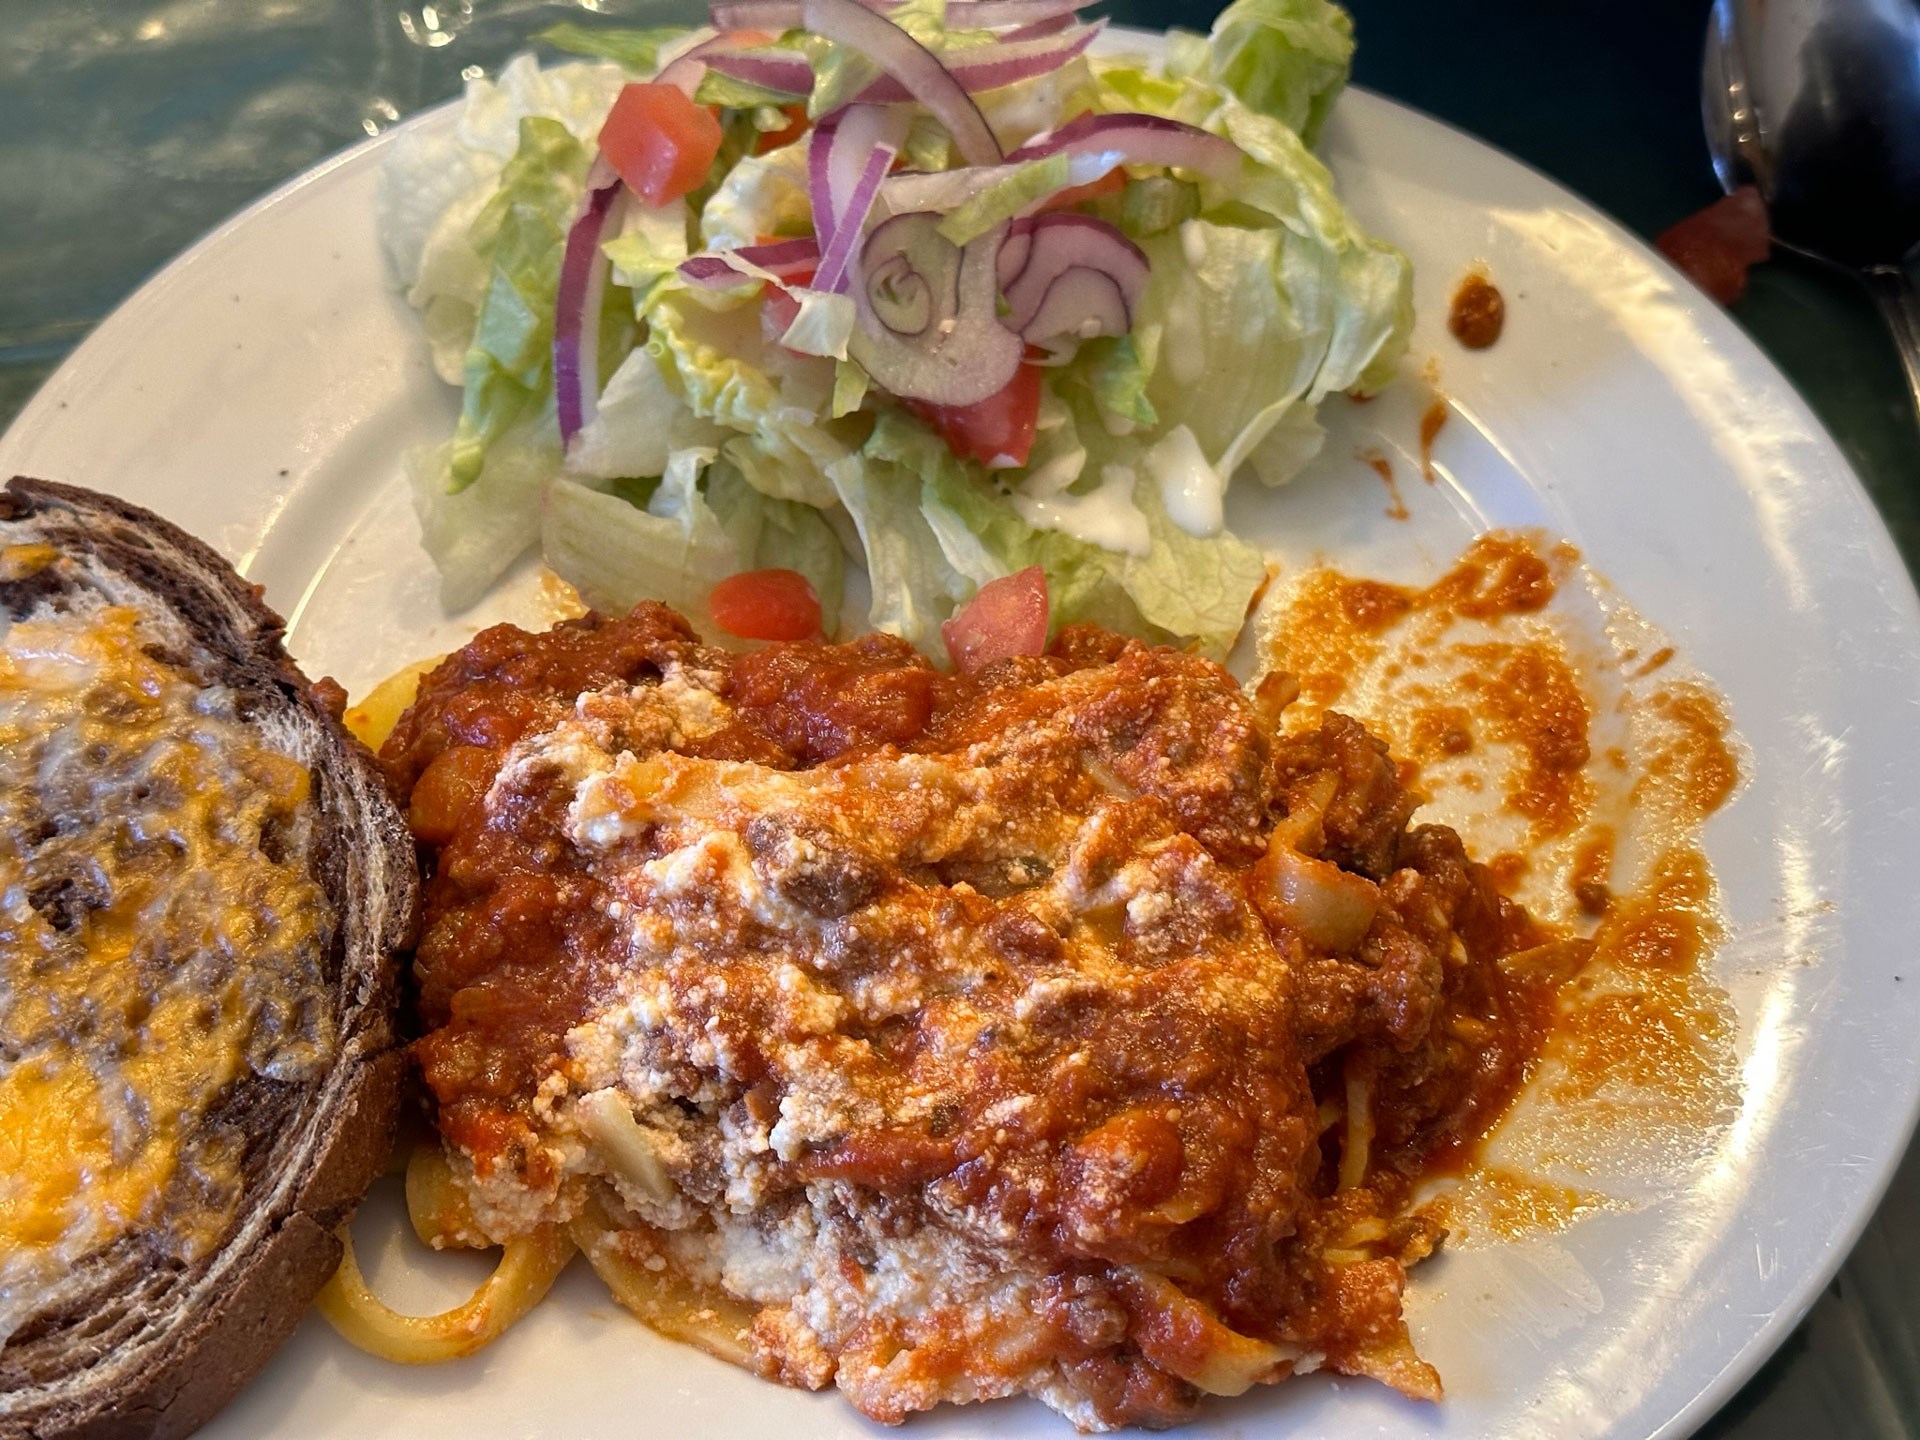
(0, 0, 699, 421)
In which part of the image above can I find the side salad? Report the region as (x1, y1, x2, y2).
(377, 0, 1410, 660)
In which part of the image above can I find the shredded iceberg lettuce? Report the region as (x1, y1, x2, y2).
(379, 0, 1407, 654)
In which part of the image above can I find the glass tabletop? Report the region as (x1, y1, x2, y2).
(3, 1, 1915, 1434)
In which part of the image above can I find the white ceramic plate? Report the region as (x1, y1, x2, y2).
(6, 37, 1920, 1440)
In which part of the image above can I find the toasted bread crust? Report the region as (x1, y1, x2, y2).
(0, 477, 417, 1440)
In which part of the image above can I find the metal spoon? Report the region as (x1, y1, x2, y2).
(1703, 0, 1920, 423)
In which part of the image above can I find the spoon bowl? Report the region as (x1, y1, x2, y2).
(1704, 0, 1920, 417)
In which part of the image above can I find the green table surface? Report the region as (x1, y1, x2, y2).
(4, 1, 1917, 1433)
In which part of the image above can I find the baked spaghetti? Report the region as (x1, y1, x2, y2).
(356, 604, 1570, 1430)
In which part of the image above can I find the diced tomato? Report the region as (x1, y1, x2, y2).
(710, 569, 823, 642)
(761, 265, 817, 346)
(942, 566, 1050, 675)
(908, 362, 1045, 469)
(1038, 169, 1126, 214)
(1656, 186, 1771, 306)
(763, 285, 802, 342)
(757, 105, 811, 154)
(598, 83, 724, 207)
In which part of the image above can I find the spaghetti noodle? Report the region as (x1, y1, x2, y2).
(327, 605, 1568, 1429)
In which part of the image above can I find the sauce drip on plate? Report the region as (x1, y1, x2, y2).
(1448, 270, 1506, 349)
(1257, 532, 1743, 1243)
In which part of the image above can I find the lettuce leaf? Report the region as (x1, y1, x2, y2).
(537, 24, 688, 73)
(542, 452, 737, 619)
(379, 56, 626, 383)
(1205, 0, 1354, 144)
(1206, 102, 1413, 398)
(567, 345, 730, 481)
(447, 116, 590, 492)
(407, 415, 561, 612)
(706, 461, 849, 625)
(602, 195, 692, 314)
(826, 441, 973, 655)
(644, 292, 851, 508)
(775, 289, 857, 360)
(870, 410, 1265, 656)
(1071, 55, 1413, 481)
(936, 154, 1075, 245)
(696, 68, 808, 111)
(698, 137, 813, 250)
(1069, 334, 1159, 429)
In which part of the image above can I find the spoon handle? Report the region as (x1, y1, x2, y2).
(1864, 266, 1920, 439)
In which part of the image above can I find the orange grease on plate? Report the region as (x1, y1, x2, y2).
(539, 569, 589, 623)
(1546, 846, 1732, 1129)
(1452, 639, 1592, 838)
(1426, 1165, 1606, 1243)
(1357, 448, 1410, 520)
(1636, 682, 1740, 820)
(1419, 401, 1448, 482)
(1265, 533, 1563, 711)
(1570, 827, 1616, 917)
(1259, 531, 1742, 1244)
(1631, 645, 1676, 678)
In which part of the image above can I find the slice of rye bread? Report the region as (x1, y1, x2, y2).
(0, 477, 418, 1440)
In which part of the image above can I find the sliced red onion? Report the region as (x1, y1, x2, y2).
(1018, 266, 1129, 344)
(1008, 111, 1244, 181)
(999, 11, 1080, 41)
(555, 158, 628, 448)
(808, 112, 839, 251)
(700, 46, 816, 96)
(854, 21, 1101, 101)
(654, 55, 704, 93)
(700, 15, 1098, 106)
(999, 213, 1148, 343)
(709, 0, 804, 30)
(712, 0, 1087, 25)
(652, 31, 743, 95)
(946, 0, 1092, 32)
(679, 236, 822, 288)
(850, 211, 1021, 403)
(708, 0, 900, 26)
(996, 216, 1034, 289)
(802, 0, 1003, 166)
(816, 151, 891, 290)
(811, 105, 908, 293)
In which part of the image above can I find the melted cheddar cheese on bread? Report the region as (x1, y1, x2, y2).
(0, 477, 413, 1440)
(0, 589, 333, 1335)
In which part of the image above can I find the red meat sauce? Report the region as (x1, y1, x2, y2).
(383, 603, 1567, 1405)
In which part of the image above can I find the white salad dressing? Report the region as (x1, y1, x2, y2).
(1162, 285, 1206, 386)
(1019, 389, 1088, 492)
(1144, 424, 1225, 537)
(1013, 463, 1152, 556)
(1181, 223, 1208, 269)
